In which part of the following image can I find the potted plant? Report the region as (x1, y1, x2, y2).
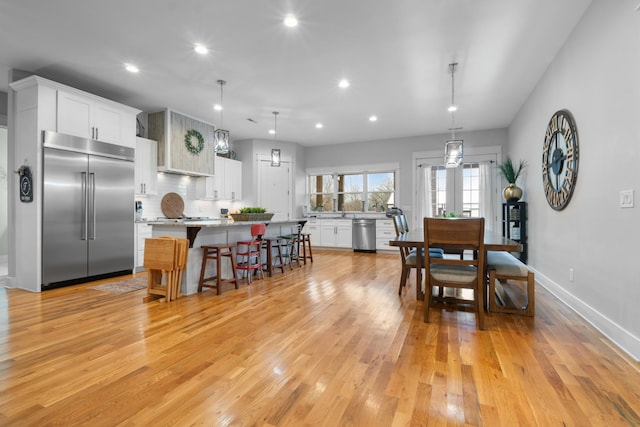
(230, 207, 274, 222)
(498, 157, 527, 201)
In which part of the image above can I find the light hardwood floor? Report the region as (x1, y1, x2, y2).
(1, 251, 639, 426)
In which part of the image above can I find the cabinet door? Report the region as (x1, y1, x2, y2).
(135, 223, 152, 272)
(57, 90, 123, 144)
(227, 159, 242, 200)
(335, 221, 353, 248)
(134, 137, 158, 195)
(57, 91, 92, 139)
(214, 156, 226, 199)
(93, 101, 123, 144)
(320, 221, 336, 246)
(196, 176, 216, 199)
(303, 220, 320, 246)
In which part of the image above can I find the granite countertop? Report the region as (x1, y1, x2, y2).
(141, 218, 306, 227)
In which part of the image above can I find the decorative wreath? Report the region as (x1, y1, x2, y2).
(184, 129, 205, 155)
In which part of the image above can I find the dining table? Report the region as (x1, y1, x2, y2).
(389, 229, 523, 301)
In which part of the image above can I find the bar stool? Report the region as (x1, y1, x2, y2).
(279, 225, 302, 269)
(298, 233, 313, 264)
(262, 237, 286, 276)
(198, 244, 238, 295)
(236, 223, 266, 283)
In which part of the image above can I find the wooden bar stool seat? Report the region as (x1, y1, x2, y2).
(198, 244, 238, 295)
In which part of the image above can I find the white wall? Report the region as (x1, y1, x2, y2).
(509, 0, 640, 359)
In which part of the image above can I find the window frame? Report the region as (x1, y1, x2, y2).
(307, 164, 399, 213)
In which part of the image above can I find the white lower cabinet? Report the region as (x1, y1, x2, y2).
(376, 219, 398, 251)
(319, 219, 352, 248)
(134, 223, 152, 272)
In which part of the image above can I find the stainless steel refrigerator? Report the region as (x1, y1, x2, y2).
(42, 131, 135, 288)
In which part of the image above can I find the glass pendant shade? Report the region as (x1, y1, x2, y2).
(214, 79, 230, 154)
(445, 140, 463, 168)
(214, 128, 229, 154)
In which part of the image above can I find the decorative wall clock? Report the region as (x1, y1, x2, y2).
(542, 109, 579, 210)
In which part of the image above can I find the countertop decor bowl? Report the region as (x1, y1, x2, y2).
(230, 213, 274, 222)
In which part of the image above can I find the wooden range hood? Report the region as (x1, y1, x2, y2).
(147, 108, 215, 176)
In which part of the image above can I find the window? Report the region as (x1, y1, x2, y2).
(337, 173, 363, 211)
(308, 170, 396, 212)
(308, 174, 334, 212)
(367, 172, 395, 212)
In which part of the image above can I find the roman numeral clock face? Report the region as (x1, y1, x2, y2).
(542, 110, 579, 210)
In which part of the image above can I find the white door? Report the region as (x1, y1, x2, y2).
(415, 151, 499, 231)
(258, 160, 290, 221)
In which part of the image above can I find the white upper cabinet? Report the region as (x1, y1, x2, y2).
(196, 156, 242, 200)
(57, 90, 132, 146)
(134, 137, 158, 196)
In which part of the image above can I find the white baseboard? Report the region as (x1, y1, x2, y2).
(532, 267, 640, 362)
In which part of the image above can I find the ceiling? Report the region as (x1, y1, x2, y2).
(0, 0, 592, 147)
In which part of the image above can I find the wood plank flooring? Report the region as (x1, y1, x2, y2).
(1, 251, 639, 426)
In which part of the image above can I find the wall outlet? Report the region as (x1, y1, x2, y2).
(620, 189, 634, 208)
(569, 268, 574, 282)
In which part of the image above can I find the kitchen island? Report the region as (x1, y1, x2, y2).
(147, 219, 304, 295)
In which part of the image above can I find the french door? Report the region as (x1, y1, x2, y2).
(415, 151, 499, 231)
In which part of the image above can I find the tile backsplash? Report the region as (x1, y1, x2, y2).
(135, 173, 244, 219)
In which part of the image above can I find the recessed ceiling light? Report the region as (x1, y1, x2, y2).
(269, 129, 276, 135)
(369, 115, 378, 122)
(213, 104, 222, 111)
(194, 44, 208, 55)
(448, 105, 457, 112)
(124, 63, 139, 73)
(338, 79, 350, 88)
(315, 123, 323, 129)
(284, 14, 298, 27)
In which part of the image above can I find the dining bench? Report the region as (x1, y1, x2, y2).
(486, 251, 535, 316)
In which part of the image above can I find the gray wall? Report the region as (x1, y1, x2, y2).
(509, 0, 640, 359)
(305, 128, 509, 218)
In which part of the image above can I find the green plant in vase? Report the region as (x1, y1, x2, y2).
(498, 157, 526, 202)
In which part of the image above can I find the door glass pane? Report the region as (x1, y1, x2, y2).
(462, 163, 480, 217)
(431, 166, 446, 216)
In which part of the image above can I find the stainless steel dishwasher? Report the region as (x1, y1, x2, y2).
(352, 218, 377, 252)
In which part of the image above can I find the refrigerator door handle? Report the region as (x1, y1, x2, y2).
(81, 172, 88, 240)
(89, 172, 96, 240)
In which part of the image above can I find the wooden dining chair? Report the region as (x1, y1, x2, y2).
(423, 217, 486, 329)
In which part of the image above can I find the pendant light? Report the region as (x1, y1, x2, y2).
(214, 79, 230, 154)
(445, 63, 463, 168)
(271, 111, 281, 167)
